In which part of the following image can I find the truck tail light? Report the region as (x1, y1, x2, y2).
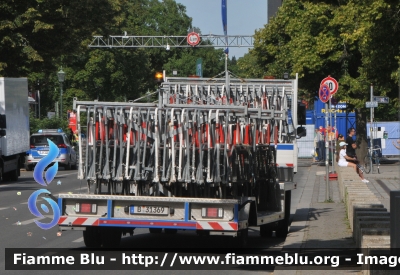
(201, 207, 223, 218)
(75, 203, 97, 214)
(30, 145, 36, 148)
(58, 144, 67, 148)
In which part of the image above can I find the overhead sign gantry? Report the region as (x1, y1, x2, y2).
(88, 34, 254, 49)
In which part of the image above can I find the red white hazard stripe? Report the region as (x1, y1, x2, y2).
(58, 217, 239, 232)
(58, 216, 99, 226)
(275, 163, 294, 167)
(196, 221, 238, 231)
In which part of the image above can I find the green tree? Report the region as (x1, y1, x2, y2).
(163, 47, 225, 78)
(252, 0, 400, 158)
(1, 0, 195, 115)
(235, 51, 264, 78)
(0, 0, 120, 77)
(29, 112, 69, 134)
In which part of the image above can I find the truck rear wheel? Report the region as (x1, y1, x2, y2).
(149, 228, 162, 234)
(3, 169, 18, 181)
(275, 190, 291, 238)
(83, 227, 102, 248)
(236, 228, 248, 248)
(260, 224, 273, 237)
(9, 169, 18, 181)
(164, 229, 177, 235)
(101, 228, 122, 248)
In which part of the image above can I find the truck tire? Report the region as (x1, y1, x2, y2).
(164, 229, 177, 235)
(236, 228, 248, 248)
(275, 190, 291, 238)
(3, 169, 18, 181)
(101, 228, 122, 248)
(9, 169, 18, 181)
(83, 227, 102, 248)
(260, 224, 273, 237)
(149, 228, 162, 234)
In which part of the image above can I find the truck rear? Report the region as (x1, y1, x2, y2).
(0, 77, 30, 181)
(58, 76, 302, 247)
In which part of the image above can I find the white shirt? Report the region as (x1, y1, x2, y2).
(338, 149, 348, 167)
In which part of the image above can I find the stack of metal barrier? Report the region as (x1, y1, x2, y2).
(74, 77, 295, 200)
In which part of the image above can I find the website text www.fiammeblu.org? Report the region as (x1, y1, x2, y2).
(8, 251, 400, 270)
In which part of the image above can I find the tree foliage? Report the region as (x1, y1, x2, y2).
(249, 0, 400, 156)
(252, 0, 399, 117)
(29, 112, 69, 135)
(0, 0, 224, 118)
(163, 47, 225, 78)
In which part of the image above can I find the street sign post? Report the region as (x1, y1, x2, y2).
(321, 76, 339, 95)
(366, 101, 378, 108)
(373, 96, 389, 104)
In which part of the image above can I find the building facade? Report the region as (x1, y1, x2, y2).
(267, 0, 283, 23)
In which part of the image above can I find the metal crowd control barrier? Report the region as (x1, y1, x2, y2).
(72, 78, 296, 199)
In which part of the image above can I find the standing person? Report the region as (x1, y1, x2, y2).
(69, 128, 74, 141)
(314, 129, 320, 161)
(337, 142, 368, 182)
(317, 126, 325, 162)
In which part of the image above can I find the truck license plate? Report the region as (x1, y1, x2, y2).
(130, 205, 169, 215)
(38, 150, 49, 155)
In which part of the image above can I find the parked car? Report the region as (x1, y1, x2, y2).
(25, 129, 77, 171)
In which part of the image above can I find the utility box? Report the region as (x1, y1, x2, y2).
(0, 77, 30, 156)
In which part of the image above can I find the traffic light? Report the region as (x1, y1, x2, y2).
(155, 72, 163, 84)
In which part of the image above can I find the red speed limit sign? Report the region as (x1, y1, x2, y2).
(320, 76, 339, 95)
(187, 32, 200, 46)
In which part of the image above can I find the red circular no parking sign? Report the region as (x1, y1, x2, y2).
(187, 32, 200, 46)
(320, 76, 339, 95)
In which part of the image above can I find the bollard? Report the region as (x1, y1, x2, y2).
(390, 191, 400, 248)
(390, 191, 400, 275)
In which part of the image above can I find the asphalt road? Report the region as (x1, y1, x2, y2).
(0, 168, 304, 275)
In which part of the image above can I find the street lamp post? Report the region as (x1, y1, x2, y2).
(57, 68, 66, 118)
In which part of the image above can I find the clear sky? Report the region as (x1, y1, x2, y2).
(175, 0, 268, 58)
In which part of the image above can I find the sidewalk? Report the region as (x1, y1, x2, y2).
(273, 159, 400, 274)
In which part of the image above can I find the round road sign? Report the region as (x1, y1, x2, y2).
(319, 84, 330, 103)
(320, 76, 339, 95)
(187, 32, 200, 46)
